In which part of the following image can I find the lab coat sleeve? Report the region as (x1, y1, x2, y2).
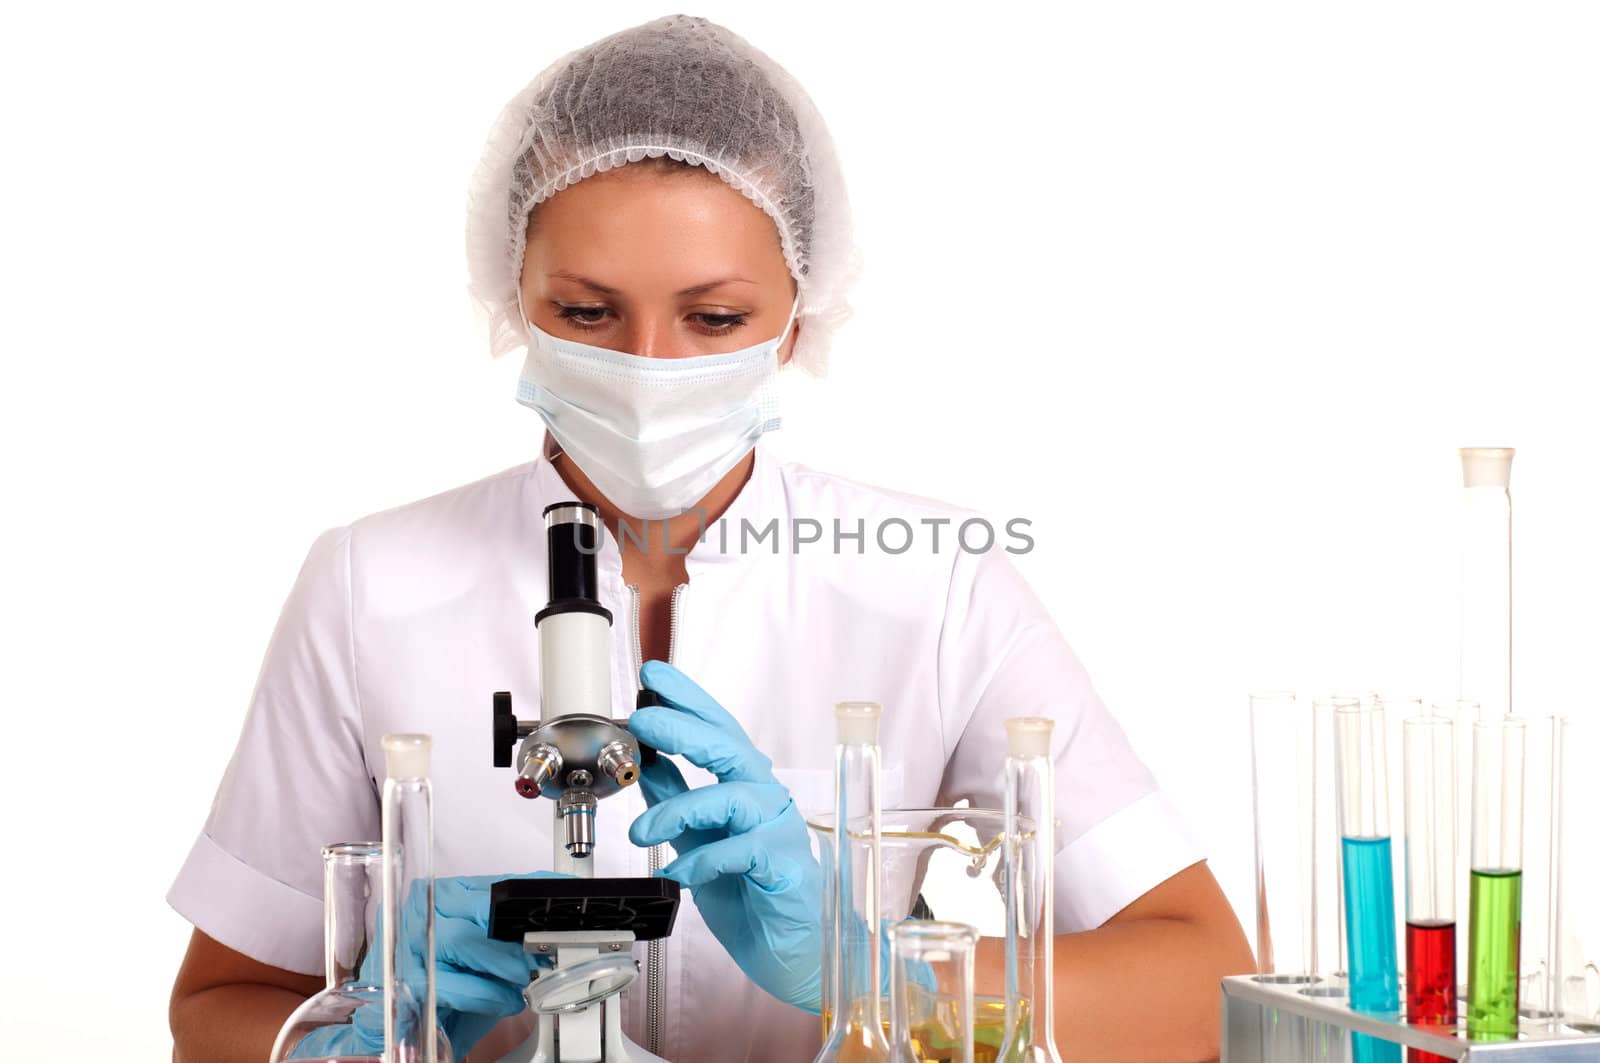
(166, 524, 379, 977)
(935, 544, 1204, 933)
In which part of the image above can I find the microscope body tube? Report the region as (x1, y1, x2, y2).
(530, 503, 637, 877)
(537, 504, 612, 726)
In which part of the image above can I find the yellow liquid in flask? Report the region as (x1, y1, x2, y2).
(820, 995, 1022, 1062)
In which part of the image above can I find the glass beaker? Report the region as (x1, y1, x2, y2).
(889, 921, 979, 1063)
(270, 842, 388, 1062)
(808, 808, 1030, 1063)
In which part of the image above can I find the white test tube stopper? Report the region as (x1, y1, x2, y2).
(383, 733, 432, 779)
(1005, 716, 1054, 758)
(835, 701, 882, 744)
(1459, 447, 1514, 488)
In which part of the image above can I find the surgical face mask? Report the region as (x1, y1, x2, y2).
(515, 298, 799, 519)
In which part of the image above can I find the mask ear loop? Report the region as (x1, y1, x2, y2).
(775, 293, 803, 363)
(516, 285, 533, 338)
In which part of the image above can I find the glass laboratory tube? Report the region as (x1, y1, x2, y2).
(382, 734, 449, 1063)
(1250, 692, 1315, 980)
(1000, 717, 1063, 1063)
(1467, 717, 1525, 1041)
(888, 921, 978, 1063)
(815, 702, 891, 1063)
(1335, 699, 1401, 1063)
(1403, 715, 1456, 1063)
(1448, 700, 1480, 1004)
(1515, 714, 1569, 1028)
(1311, 697, 1355, 983)
(1301, 697, 1354, 1063)
(1458, 448, 1513, 720)
(269, 843, 386, 1062)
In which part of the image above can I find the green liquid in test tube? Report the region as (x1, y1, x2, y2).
(1466, 718, 1525, 1041)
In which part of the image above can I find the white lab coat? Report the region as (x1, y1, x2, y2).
(167, 439, 1202, 1062)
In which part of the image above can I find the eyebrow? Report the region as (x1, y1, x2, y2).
(548, 271, 757, 297)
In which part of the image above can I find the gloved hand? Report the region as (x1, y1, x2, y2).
(626, 660, 826, 1014)
(337, 873, 560, 1057)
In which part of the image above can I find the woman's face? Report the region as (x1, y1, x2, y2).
(519, 164, 800, 362)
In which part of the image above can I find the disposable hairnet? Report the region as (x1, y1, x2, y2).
(465, 14, 860, 376)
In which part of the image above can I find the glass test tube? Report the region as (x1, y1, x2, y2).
(888, 921, 978, 1063)
(1250, 692, 1315, 979)
(1458, 448, 1513, 720)
(1335, 699, 1401, 1063)
(1449, 700, 1481, 1003)
(1467, 717, 1525, 1040)
(1403, 715, 1456, 1063)
(1001, 717, 1064, 1062)
(382, 734, 447, 1063)
(1518, 715, 1568, 1027)
(815, 702, 891, 1062)
(1302, 697, 1354, 1063)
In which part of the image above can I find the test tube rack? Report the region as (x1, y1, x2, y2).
(1222, 975, 1600, 1060)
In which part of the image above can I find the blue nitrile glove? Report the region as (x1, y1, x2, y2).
(626, 660, 826, 1014)
(338, 873, 561, 1058)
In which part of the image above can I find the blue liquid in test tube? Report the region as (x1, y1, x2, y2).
(1343, 835, 1400, 1063)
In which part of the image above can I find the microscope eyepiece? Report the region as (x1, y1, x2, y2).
(538, 501, 607, 623)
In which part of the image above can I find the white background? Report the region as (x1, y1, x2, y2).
(3, 2, 1598, 1057)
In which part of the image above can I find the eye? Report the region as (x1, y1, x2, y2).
(554, 304, 611, 331)
(691, 312, 749, 336)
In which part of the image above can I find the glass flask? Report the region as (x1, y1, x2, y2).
(814, 701, 892, 1063)
(889, 921, 979, 1063)
(269, 842, 388, 1062)
(999, 717, 1062, 1063)
(382, 733, 451, 1063)
(808, 807, 1031, 1063)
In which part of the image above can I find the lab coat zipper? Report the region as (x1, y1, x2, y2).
(629, 582, 687, 1058)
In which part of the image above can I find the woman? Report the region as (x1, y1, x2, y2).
(167, 14, 1252, 1063)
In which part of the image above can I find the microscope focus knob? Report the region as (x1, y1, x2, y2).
(493, 690, 518, 768)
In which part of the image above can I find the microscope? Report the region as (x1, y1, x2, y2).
(490, 502, 680, 1063)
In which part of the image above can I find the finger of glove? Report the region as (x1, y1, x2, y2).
(630, 781, 793, 847)
(658, 828, 809, 893)
(638, 753, 691, 808)
(436, 912, 543, 986)
(640, 661, 754, 738)
(436, 967, 530, 1019)
(627, 706, 772, 784)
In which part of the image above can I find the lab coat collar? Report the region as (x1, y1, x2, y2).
(531, 431, 779, 575)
